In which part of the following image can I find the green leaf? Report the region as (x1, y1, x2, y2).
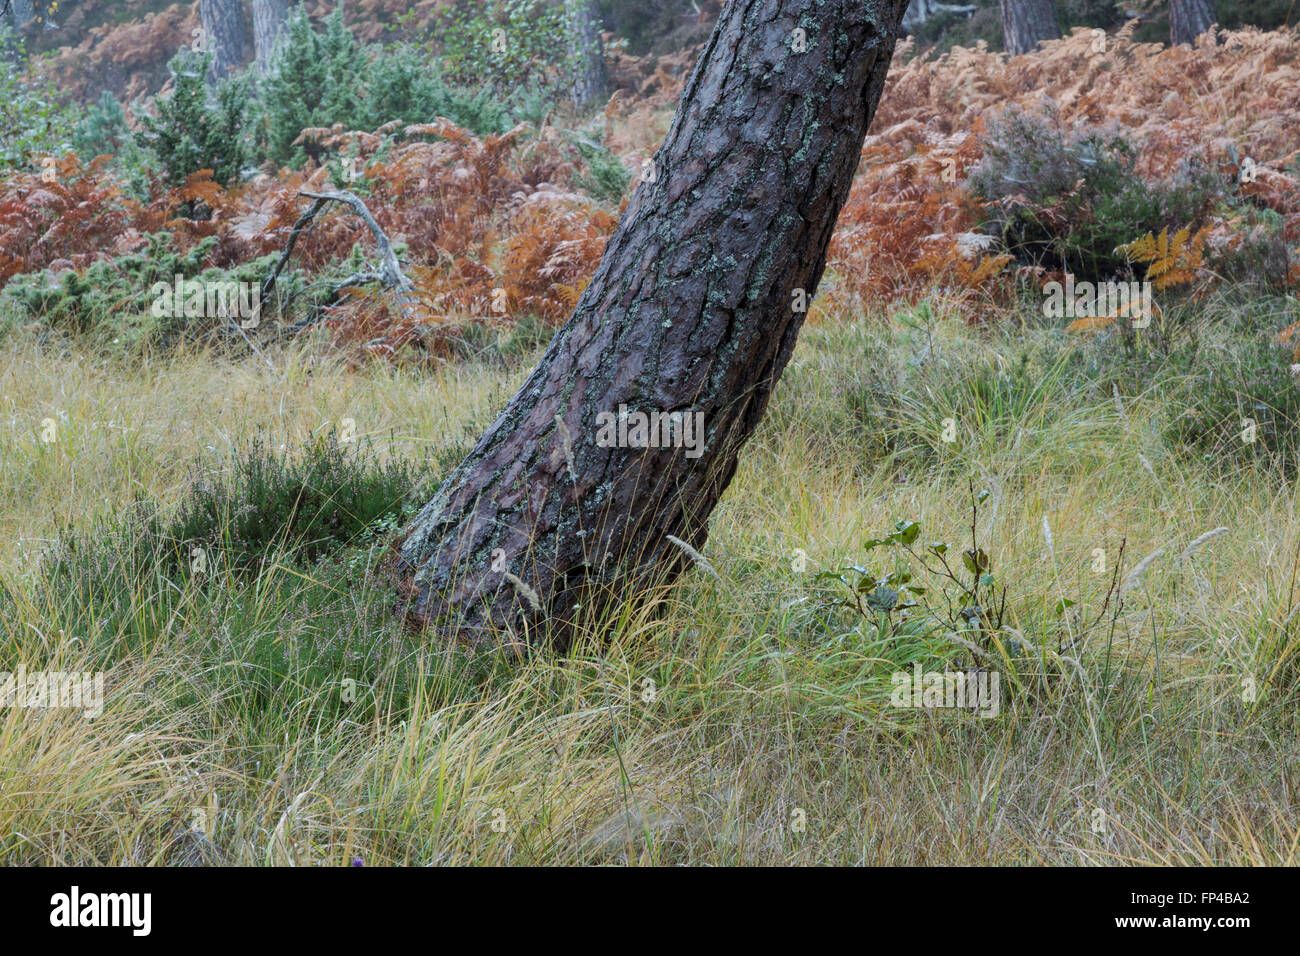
(865, 586, 899, 612)
(979, 573, 996, 588)
(977, 489, 991, 504)
(890, 520, 920, 545)
(1053, 597, 1077, 616)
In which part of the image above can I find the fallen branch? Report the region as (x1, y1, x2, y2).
(261, 189, 418, 327)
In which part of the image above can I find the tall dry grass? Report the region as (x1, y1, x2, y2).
(1, 299, 1298, 865)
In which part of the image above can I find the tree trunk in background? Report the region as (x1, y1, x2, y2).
(393, 0, 912, 650)
(566, 0, 610, 109)
(902, 0, 978, 35)
(251, 0, 288, 73)
(200, 0, 248, 81)
(9, 0, 34, 29)
(1170, 0, 1215, 45)
(999, 0, 1057, 55)
(3, 0, 33, 66)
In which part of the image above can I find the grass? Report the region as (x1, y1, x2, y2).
(1, 298, 1299, 865)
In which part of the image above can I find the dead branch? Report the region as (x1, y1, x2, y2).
(261, 189, 417, 327)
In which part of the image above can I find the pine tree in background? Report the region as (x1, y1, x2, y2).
(262, 4, 363, 166)
(73, 91, 130, 160)
(136, 50, 250, 186)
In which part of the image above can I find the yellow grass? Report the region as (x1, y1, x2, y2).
(1, 305, 1298, 865)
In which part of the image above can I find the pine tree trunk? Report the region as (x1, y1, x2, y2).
(392, 0, 912, 650)
(1170, 0, 1214, 46)
(200, 0, 248, 81)
(251, 0, 288, 73)
(999, 0, 1057, 55)
(566, 0, 611, 109)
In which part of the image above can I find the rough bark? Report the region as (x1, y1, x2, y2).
(200, 0, 248, 81)
(999, 0, 1057, 56)
(393, 0, 912, 651)
(251, 0, 288, 73)
(1170, 0, 1214, 46)
(566, 0, 611, 109)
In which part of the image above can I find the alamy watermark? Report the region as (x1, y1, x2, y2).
(1, 666, 104, 719)
(595, 405, 705, 459)
(890, 663, 1000, 717)
(50, 886, 150, 936)
(1042, 275, 1153, 326)
(150, 276, 261, 328)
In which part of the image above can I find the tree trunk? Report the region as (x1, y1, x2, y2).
(902, 0, 978, 35)
(200, 0, 248, 81)
(999, 0, 1057, 56)
(1170, 0, 1214, 45)
(392, 0, 912, 650)
(251, 0, 288, 73)
(566, 0, 610, 109)
(3, 0, 32, 66)
(9, 0, 34, 29)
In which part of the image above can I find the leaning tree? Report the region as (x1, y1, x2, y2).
(392, 0, 913, 650)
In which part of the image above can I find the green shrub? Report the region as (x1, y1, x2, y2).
(162, 432, 431, 570)
(437, 0, 576, 100)
(570, 133, 632, 202)
(42, 432, 432, 617)
(0, 22, 79, 173)
(21, 434, 447, 716)
(361, 43, 527, 134)
(262, 3, 365, 166)
(970, 108, 1220, 282)
(135, 49, 252, 187)
(0, 232, 295, 353)
(262, 6, 541, 167)
(72, 91, 131, 161)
